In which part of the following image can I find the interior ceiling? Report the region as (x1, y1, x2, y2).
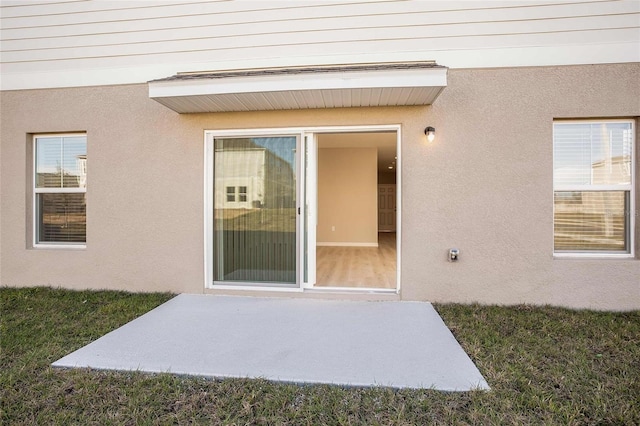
(317, 132, 397, 173)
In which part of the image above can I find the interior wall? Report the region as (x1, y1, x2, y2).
(317, 147, 378, 245)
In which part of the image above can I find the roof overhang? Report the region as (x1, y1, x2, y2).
(148, 62, 447, 113)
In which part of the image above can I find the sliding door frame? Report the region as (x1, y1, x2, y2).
(204, 125, 401, 294)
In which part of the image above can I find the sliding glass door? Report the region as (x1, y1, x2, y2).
(211, 136, 298, 284)
(206, 125, 400, 291)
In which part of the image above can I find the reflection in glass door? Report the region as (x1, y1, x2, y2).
(212, 136, 298, 284)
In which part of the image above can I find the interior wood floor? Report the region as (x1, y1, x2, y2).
(315, 233, 396, 289)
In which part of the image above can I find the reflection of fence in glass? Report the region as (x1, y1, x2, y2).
(213, 137, 297, 283)
(554, 191, 628, 251)
(36, 169, 85, 188)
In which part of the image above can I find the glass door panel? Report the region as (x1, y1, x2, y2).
(213, 136, 298, 284)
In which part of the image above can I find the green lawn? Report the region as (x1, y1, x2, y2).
(1, 287, 638, 425)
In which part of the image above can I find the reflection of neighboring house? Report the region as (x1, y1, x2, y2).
(592, 155, 631, 186)
(215, 147, 294, 210)
(77, 155, 87, 188)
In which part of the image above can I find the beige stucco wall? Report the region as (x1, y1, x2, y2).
(401, 63, 640, 310)
(317, 147, 378, 245)
(1, 63, 639, 309)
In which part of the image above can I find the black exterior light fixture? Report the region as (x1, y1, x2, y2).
(424, 126, 436, 142)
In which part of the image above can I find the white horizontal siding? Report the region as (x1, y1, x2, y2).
(1, 0, 639, 90)
(4, 7, 639, 53)
(4, 0, 636, 39)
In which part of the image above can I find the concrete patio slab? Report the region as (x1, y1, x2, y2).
(53, 294, 489, 391)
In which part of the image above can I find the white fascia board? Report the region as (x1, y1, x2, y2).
(148, 67, 447, 99)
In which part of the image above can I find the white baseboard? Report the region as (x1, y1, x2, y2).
(317, 242, 379, 247)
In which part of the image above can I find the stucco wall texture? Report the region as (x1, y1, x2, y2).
(1, 63, 639, 310)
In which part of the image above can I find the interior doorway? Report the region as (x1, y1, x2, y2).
(312, 131, 397, 289)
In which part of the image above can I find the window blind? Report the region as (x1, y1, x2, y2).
(553, 122, 633, 253)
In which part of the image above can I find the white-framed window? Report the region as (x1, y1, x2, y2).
(33, 134, 87, 247)
(226, 186, 236, 202)
(553, 120, 635, 256)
